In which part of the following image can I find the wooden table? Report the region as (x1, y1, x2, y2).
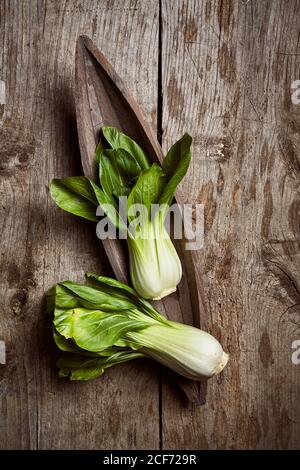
(1, 0, 300, 450)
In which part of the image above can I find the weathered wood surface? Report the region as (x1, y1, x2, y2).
(161, 0, 300, 449)
(1, 0, 300, 450)
(0, 0, 160, 450)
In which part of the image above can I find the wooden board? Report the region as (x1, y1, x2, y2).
(1, 0, 300, 450)
(161, 0, 300, 449)
(74, 34, 208, 403)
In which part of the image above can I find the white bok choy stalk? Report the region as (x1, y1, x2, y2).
(50, 127, 192, 300)
(47, 273, 229, 381)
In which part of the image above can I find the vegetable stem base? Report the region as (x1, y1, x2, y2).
(152, 286, 177, 300)
(213, 351, 229, 375)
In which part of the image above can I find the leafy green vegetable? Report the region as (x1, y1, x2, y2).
(50, 178, 98, 222)
(114, 148, 142, 180)
(58, 281, 137, 311)
(159, 133, 192, 207)
(49, 274, 228, 382)
(50, 127, 192, 300)
(99, 149, 131, 197)
(57, 349, 143, 381)
(102, 126, 149, 171)
(127, 163, 165, 222)
(56, 308, 147, 352)
(84, 273, 167, 323)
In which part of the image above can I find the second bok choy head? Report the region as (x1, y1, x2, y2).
(47, 273, 229, 381)
(50, 127, 192, 300)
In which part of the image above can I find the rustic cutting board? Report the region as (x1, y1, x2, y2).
(74, 35, 209, 403)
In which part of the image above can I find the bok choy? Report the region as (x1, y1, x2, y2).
(50, 127, 192, 300)
(47, 273, 229, 381)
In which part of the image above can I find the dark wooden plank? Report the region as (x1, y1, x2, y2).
(74, 34, 208, 403)
(0, 0, 160, 450)
(161, 0, 300, 449)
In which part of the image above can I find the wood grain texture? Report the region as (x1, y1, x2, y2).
(0, 0, 160, 450)
(1, 0, 300, 450)
(161, 0, 300, 449)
